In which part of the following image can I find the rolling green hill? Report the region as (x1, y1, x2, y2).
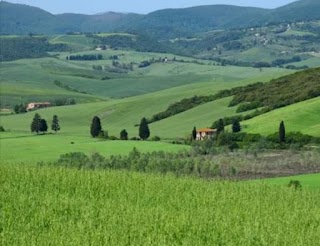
(242, 97, 320, 137)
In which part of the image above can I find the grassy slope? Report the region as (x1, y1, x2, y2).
(265, 173, 320, 189)
(1, 165, 320, 245)
(0, 48, 292, 106)
(242, 97, 320, 136)
(0, 66, 291, 137)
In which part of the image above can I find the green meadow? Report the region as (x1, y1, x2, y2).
(265, 173, 320, 189)
(242, 97, 320, 137)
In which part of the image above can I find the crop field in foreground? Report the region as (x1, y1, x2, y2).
(1, 164, 319, 245)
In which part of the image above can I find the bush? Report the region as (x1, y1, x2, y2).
(0, 126, 5, 132)
(288, 180, 302, 190)
(108, 136, 119, 141)
(151, 136, 161, 141)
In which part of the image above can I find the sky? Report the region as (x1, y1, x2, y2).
(4, 0, 298, 14)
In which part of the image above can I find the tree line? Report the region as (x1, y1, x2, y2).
(90, 116, 150, 140)
(31, 113, 60, 134)
(67, 54, 103, 61)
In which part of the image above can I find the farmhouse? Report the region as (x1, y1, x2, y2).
(26, 102, 51, 111)
(196, 128, 217, 141)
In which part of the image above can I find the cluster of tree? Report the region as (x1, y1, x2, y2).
(112, 61, 133, 71)
(193, 120, 320, 153)
(52, 149, 236, 178)
(228, 67, 320, 111)
(90, 116, 150, 140)
(0, 37, 68, 62)
(14, 104, 27, 114)
(52, 98, 76, 106)
(30, 114, 60, 134)
(67, 54, 103, 61)
(54, 80, 88, 94)
(95, 34, 172, 54)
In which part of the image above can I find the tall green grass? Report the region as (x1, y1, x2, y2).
(1, 164, 320, 245)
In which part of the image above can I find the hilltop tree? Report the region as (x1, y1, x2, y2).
(39, 119, 48, 134)
(31, 113, 41, 134)
(216, 118, 225, 135)
(279, 121, 286, 143)
(139, 117, 150, 140)
(232, 119, 241, 133)
(51, 115, 60, 133)
(192, 126, 197, 140)
(90, 116, 102, 138)
(120, 129, 128, 140)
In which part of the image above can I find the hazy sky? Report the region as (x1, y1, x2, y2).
(5, 0, 298, 14)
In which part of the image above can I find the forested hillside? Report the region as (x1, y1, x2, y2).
(1, 0, 320, 37)
(0, 37, 68, 61)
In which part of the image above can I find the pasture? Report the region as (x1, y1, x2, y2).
(265, 173, 320, 189)
(1, 164, 319, 245)
(242, 97, 320, 137)
(0, 132, 188, 163)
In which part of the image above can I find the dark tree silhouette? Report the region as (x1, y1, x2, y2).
(39, 119, 48, 134)
(216, 118, 225, 135)
(51, 115, 60, 133)
(192, 127, 197, 140)
(90, 116, 102, 138)
(120, 129, 128, 140)
(31, 113, 41, 134)
(139, 117, 150, 140)
(232, 119, 241, 133)
(279, 121, 286, 143)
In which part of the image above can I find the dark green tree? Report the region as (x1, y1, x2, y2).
(51, 115, 60, 133)
(31, 113, 41, 134)
(216, 118, 225, 135)
(39, 119, 48, 134)
(90, 116, 102, 138)
(120, 129, 128, 140)
(139, 117, 150, 140)
(279, 121, 286, 143)
(232, 119, 241, 133)
(192, 127, 197, 140)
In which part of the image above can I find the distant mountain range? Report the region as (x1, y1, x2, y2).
(1, 0, 320, 38)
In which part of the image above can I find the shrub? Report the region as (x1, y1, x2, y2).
(0, 126, 5, 132)
(151, 136, 161, 141)
(288, 180, 302, 190)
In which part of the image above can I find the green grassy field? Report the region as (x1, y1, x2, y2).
(242, 97, 320, 137)
(1, 164, 319, 245)
(0, 132, 188, 163)
(265, 173, 320, 189)
(0, 49, 292, 106)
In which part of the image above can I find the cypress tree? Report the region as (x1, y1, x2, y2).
(51, 115, 60, 133)
(31, 113, 41, 134)
(216, 118, 225, 135)
(90, 116, 102, 138)
(120, 129, 128, 140)
(279, 121, 286, 143)
(192, 127, 197, 140)
(39, 119, 48, 134)
(232, 119, 241, 133)
(139, 117, 150, 140)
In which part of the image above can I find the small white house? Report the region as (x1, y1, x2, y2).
(196, 128, 217, 141)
